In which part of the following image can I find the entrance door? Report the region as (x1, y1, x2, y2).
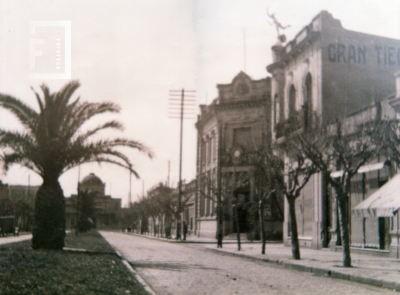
(379, 217, 390, 250)
(233, 192, 249, 233)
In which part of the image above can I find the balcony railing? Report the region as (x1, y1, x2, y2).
(275, 111, 303, 139)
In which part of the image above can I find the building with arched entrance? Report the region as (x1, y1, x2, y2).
(268, 11, 400, 251)
(195, 72, 284, 240)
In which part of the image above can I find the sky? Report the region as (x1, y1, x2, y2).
(0, 0, 399, 207)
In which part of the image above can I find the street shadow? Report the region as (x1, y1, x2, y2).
(130, 261, 219, 272)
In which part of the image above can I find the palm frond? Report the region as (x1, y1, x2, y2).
(0, 95, 38, 131)
(0, 130, 36, 150)
(0, 152, 41, 174)
(63, 156, 139, 178)
(92, 138, 154, 158)
(31, 87, 44, 113)
(55, 80, 81, 107)
(70, 121, 124, 144)
(0, 81, 152, 181)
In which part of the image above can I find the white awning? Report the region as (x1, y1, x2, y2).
(352, 173, 400, 218)
(331, 162, 386, 178)
(331, 170, 344, 178)
(357, 162, 385, 173)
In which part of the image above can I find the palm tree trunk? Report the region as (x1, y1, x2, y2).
(288, 197, 300, 260)
(32, 178, 65, 250)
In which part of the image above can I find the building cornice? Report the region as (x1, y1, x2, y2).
(267, 31, 320, 74)
(196, 98, 268, 128)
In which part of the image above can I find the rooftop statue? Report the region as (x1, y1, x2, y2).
(267, 9, 290, 43)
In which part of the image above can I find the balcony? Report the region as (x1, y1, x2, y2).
(275, 111, 303, 139)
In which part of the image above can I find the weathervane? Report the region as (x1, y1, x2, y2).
(267, 9, 290, 43)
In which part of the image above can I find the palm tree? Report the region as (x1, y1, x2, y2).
(0, 81, 153, 249)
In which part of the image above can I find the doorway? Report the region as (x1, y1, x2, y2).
(233, 191, 249, 233)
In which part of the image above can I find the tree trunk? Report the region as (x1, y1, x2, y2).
(153, 217, 156, 237)
(234, 205, 241, 251)
(176, 215, 181, 240)
(217, 206, 223, 248)
(337, 194, 352, 267)
(288, 197, 300, 260)
(259, 200, 266, 254)
(32, 179, 65, 250)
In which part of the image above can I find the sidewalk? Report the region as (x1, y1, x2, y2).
(128, 232, 271, 244)
(129, 232, 400, 291)
(0, 233, 32, 245)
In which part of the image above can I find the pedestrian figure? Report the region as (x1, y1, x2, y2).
(183, 221, 188, 241)
(176, 222, 181, 240)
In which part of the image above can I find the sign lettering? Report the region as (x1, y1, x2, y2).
(328, 43, 400, 66)
(328, 44, 366, 64)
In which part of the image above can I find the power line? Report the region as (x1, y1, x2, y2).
(168, 88, 196, 240)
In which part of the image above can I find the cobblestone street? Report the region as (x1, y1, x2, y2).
(101, 232, 393, 295)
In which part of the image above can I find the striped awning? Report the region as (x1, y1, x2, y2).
(352, 173, 400, 218)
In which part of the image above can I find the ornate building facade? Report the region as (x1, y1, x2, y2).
(195, 72, 284, 239)
(268, 11, 400, 252)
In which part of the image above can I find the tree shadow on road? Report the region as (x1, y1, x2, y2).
(130, 261, 219, 271)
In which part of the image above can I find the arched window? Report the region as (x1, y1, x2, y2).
(200, 175, 205, 217)
(201, 138, 206, 167)
(304, 74, 312, 131)
(289, 85, 296, 118)
(274, 94, 280, 127)
(206, 135, 211, 164)
(211, 131, 216, 161)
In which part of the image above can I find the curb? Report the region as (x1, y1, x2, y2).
(121, 260, 157, 295)
(97, 232, 158, 295)
(113, 249, 157, 295)
(63, 247, 119, 257)
(206, 248, 400, 292)
(125, 232, 268, 244)
(62, 247, 157, 294)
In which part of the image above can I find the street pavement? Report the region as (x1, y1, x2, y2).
(100, 231, 395, 294)
(124, 232, 400, 291)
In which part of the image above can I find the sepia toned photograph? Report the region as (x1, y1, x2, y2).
(0, 0, 400, 294)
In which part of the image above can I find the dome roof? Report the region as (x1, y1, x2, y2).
(81, 173, 103, 186)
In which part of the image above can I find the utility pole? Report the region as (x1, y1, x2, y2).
(76, 165, 81, 236)
(129, 171, 132, 208)
(168, 88, 196, 240)
(217, 123, 223, 248)
(168, 160, 170, 187)
(243, 27, 247, 73)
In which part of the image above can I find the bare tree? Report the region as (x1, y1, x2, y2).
(139, 195, 161, 237)
(250, 141, 316, 259)
(298, 117, 380, 267)
(249, 148, 281, 255)
(198, 170, 249, 250)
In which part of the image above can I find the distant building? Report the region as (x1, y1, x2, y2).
(171, 179, 196, 236)
(0, 182, 39, 231)
(65, 173, 122, 230)
(145, 180, 196, 238)
(146, 182, 173, 237)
